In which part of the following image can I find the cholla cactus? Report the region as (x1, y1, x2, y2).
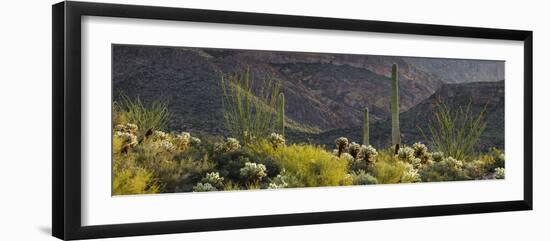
(401, 163, 421, 183)
(113, 123, 140, 153)
(225, 138, 241, 152)
(348, 142, 361, 158)
(115, 131, 138, 146)
(268, 133, 286, 148)
(340, 153, 355, 163)
(396, 146, 415, 163)
(335, 137, 349, 157)
(155, 139, 175, 152)
(153, 130, 168, 140)
(432, 151, 444, 162)
(268, 174, 288, 189)
(190, 137, 201, 146)
(443, 156, 463, 170)
(240, 162, 267, 183)
(201, 172, 224, 189)
(412, 142, 429, 158)
(215, 137, 241, 153)
(356, 145, 378, 164)
(175, 132, 191, 150)
(411, 158, 422, 169)
(192, 182, 218, 192)
(494, 167, 505, 179)
(114, 123, 138, 135)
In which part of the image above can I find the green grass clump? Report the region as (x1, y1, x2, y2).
(219, 69, 282, 145)
(420, 102, 487, 160)
(115, 95, 170, 137)
(112, 156, 160, 195)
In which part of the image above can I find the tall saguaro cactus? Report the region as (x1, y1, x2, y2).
(278, 92, 285, 137)
(390, 64, 401, 153)
(363, 107, 370, 146)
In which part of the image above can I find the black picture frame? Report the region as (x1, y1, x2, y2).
(52, 1, 533, 240)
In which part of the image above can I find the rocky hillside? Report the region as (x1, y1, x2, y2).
(305, 81, 504, 151)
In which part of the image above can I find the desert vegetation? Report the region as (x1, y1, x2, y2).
(112, 64, 505, 195)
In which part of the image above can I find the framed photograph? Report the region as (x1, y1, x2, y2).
(52, 1, 533, 240)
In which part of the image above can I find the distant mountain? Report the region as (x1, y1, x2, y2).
(302, 81, 504, 151)
(403, 58, 505, 84)
(113, 44, 504, 150)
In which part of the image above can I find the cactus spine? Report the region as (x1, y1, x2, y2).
(363, 107, 370, 146)
(390, 64, 401, 153)
(278, 92, 285, 137)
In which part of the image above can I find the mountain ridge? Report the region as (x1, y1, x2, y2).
(112, 44, 505, 150)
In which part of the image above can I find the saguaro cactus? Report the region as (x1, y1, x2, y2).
(363, 107, 370, 146)
(278, 92, 285, 137)
(390, 64, 401, 153)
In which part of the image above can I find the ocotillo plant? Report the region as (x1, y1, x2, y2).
(363, 107, 369, 146)
(278, 92, 285, 137)
(390, 64, 401, 153)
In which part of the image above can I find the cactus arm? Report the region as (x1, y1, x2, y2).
(363, 107, 370, 146)
(391, 64, 401, 150)
(278, 92, 285, 137)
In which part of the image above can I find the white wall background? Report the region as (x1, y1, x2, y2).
(0, 0, 547, 240)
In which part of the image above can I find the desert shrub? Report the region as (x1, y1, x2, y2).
(350, 170, 378, 185)
(211, 146, 277, 186)
(348, 157, 368, 172)
(268, 169, 301, 188)
(372, 160, 418, 184)
(115, 95, 170, 137)
(223, 181, 242, 191)
(113, 167, 160, 195)
(250, 140, 349, 187)
(418, 156, 467, 182)
(420, 102, 487, 160)
(112, 116, 214, 193)
(172, 156, 216, 192)
(219, 69, 282, 145)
